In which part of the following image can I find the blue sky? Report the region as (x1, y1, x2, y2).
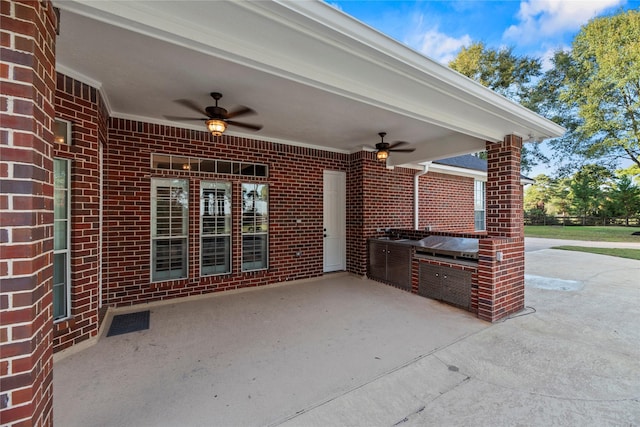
(329, 0, 638, 67)
(329, 0, 639, 175)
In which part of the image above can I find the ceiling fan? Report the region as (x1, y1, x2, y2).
(371, 132, 415, 162)
(167, 92, 262, 136)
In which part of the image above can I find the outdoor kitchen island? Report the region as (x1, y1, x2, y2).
(368, 235, 480, 314)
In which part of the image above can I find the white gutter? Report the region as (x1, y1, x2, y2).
(414, 162, 431, 230)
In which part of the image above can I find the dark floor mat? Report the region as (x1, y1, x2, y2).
(107, 311, 150, 337)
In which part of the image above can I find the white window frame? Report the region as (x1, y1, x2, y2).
(53, 158, 71, 321)
(54, 118, 72, 145)
(241, 183, 269, 272)
(474, 179, 486, 231)
(200, 181, 232, 276)
(151, 178, 189, 281)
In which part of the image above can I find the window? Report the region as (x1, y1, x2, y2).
(242, 183, 268, 271)
(201, 182, 232, 275)
(54, 118, 72, 144)
(151, 179, 188, 281)
(151, 154, 268, 177)
(474, 180, 486, 231)
(53, 158, 71, 320)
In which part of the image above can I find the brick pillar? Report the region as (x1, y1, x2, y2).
(477, 135, 525, 321)
(1, 1, 57, 425)
(486, 135, 524, 238)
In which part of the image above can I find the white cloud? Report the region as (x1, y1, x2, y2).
(504, 0, 623, 43)
(415, 27, 472, 64)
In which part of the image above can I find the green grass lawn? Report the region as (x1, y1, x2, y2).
(552, 246, 640, 261)
(525, 225, 640, 242)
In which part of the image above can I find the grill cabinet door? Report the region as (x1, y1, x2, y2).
(368, 240, 387, 282)
(441, 268, 472, 309)
(419, 263, 472, 309)
(386, 244, 412, 291)
(419, 263, 441, 300)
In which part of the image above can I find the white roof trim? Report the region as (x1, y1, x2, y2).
(429, 163, 487, 180)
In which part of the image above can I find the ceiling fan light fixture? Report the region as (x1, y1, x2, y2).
(206, 119, 227, 136)
(376, 149, 389, 162)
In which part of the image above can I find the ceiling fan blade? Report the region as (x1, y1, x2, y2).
(226, 120, 263, 131)
(389, 148, 416, 153)
(175, 99, 208, 116)
(225, 106, 255, 119)
(164, 115, 207, 121)
(387, 140, 409, 150)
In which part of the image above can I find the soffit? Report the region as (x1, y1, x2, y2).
(53, 0, 564, 163)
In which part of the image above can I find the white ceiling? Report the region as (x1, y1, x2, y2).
(54, 1, 564, 168)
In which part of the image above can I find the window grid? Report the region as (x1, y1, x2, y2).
(242, 183, 269, 271)
(54, 118, 72, 145)
(53, 158, 71, 321)
(152, 179, 188, 281)
(474, 180, 486, 231)
(152, 154, 268, 177)
(201, 182, 232, 276)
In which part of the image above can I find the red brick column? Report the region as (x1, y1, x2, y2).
(477, 135, 525, 321)
(1, 1, 57, 425)
(52, 74, 104, 353)
(486, 135, 524, 238)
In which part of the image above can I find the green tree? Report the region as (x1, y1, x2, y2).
(524, 174, 554, 212)
(542, 10, 640, 171)
(449, 42, 542, 103)
(551, 177, 572, 217)
(568, 164, 613, 222)
(449, 42, 547, 171)
(605, 175, 640, 225)
(524, 174, 576, 220)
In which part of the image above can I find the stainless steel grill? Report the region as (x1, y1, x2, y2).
(413, 235, 479, 260)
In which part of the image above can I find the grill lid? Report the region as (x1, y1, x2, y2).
(415, 235, 479, 259)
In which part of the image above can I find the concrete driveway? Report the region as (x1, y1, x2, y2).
(53, 249, 640, 426)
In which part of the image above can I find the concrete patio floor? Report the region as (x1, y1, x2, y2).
(53, 249, 640, 426)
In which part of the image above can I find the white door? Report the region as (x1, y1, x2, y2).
(323, 170, 346, 272)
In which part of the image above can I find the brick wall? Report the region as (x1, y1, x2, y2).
(418, 172, 475, 232)
(51, 74, 105, 353)
(0, 0, 57, 425)
(103, 118, 351, 306)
